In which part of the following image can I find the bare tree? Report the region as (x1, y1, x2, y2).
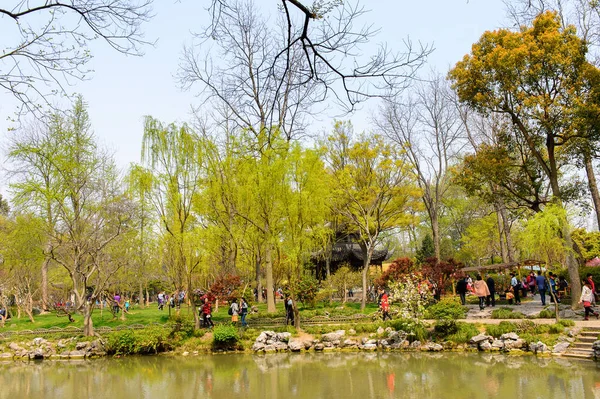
(182, 0, 432, 133)
(377, 75, 465, 263)
(0, 0, 153, 117)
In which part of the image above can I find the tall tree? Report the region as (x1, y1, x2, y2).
(378, 75, 465, 263)
(327, 127, 420, 310)
(449, 11, 600, 305)
(142, 117, 204, 327)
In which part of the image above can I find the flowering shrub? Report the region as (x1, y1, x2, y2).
(388, 275, 431, 320)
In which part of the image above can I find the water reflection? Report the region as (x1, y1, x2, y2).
(0, 352, 599, 399)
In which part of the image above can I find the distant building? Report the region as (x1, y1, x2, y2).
(312, 238, 389, 280)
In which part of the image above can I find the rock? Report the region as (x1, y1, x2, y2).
(469, 334, 492, 344)
(256, 332, 269, 343)
(288, 340, 304, 352)
(479, 341, 492, 351)
(69, 350, 86, 359)
(360, 343, 377, 351)
(343, 339, 359, 348)
(491, 340, 504, 349)
(426, 343, 443, 352)
(348, 329, 356, 335)
(276, 332, 291, 342)
(252, 342, 265, 352)
(552, 342, 570, 354)
(263, 345, 277, 353)
(505, 339, 526, 350)
(0, 353, 12, 359)
(322, 330, 345, 342)
(76, 342, 90, 351)
(33, 337, 47, 346)
(377, 327, 385, 335)
(366, 339, 377, 345)
(182, 351, 189, 356)
(361, 337, 369, 344)
(8, 343, 22, 351)
(593, 340, 600, 358)
(530, 341, 548, 354)
(560, 309, 577, 319)
(273, 341, 289, 352)
(500, 332, 519, 341)
(379, 340, 389, 348)
(314, 343, 325, 351)
(410, 341, 421, 349)
(385, 327, 393, 333)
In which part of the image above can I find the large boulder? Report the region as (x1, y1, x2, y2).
(479, 341, 492, 351)
(276, 332, 291, 343)
(288, 339, 304, 352)
(322, 330, 345, 342)
(469, 334, 492, 345)
(552, 342, 570, 354)
(500, 332, 519, 341)
(342, 339, 359, 349)
(360, 343, 377, 351)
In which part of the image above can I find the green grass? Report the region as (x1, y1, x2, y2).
(0, 300, 379, 333)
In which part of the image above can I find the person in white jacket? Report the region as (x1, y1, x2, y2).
(579, 280, 599, 320)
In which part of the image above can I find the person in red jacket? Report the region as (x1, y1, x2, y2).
(587, 274, 597, 305)
(380, 292, 391, 321)
(201, 297, 214, 328)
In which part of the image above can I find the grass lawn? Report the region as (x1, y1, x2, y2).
(0, 300, 379, 332)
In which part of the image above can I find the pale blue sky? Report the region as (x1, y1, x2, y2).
(0, 0, 506, 188)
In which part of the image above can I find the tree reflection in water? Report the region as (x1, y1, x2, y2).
(0, 353, 598, 399)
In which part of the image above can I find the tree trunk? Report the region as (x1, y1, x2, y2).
(255, 255, 263, 303)
(343, 281, 347, 304)
(26, 293, 35, 323)
(360, 245, 373, 311)
(41, 256, 50, 312)
(265, 244, 276, 313)
(145, 288, 150, 306)
(431, 211, 441, 263)
(138, 281, 144, 309)
(83, 302, 94, 336)
(584, 152, 600, 230)
(499, 201, 515, 262)
(495, 205, 508, 263)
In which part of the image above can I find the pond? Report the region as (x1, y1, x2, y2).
(0, 352, 598, 399)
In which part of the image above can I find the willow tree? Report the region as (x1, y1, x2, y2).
(449, 11, 600, 306)
(142, 117, 204, 326)
(327, 127, 420, 310)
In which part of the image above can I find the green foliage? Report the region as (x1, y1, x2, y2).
(106, 327, 170, 355)
(375, 258, 415, 287)
(168, 315, 195, 339)
(388, 318, 428, 342)
(572, 228, 600, 261)
(558, 319, 575, 327)
(389, 275, 430, 319)
(433, 320, 479, 344)
(424, 297, 467, 320)
(486, 321, 518, 337)
(579, 267, 600, 286)
(490, 307, 525, 319)
(416, 234, 435, 264)
(294, 274, 319, 306)
(212, 324, 239, 346)
(518, 204, 569, 267)
(538, 309, 556, 319)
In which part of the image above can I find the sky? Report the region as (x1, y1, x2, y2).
(0, 0, 507, 196)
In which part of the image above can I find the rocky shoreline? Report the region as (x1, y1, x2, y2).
(0, 326, 599, 361)
(251, 326, 592, 357)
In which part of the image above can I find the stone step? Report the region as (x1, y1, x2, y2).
(577, 336, 597, 343)
(580, 332, 599, 338)
(565, 348, 594, 356)
(581, 327, 600, 332)
(573, 342, 593, 349)
(562, 352, 593, 359)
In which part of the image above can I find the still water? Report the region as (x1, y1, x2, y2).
(0, 352, 598, 399)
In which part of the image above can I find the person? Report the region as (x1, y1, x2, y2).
(579, 280, 599, 320)
(558, 276, 569, 299)
(466, 275, 473, 292)
(521, 276, 528, 298)
(473, 275, 490, 311)
(587, 274, 596, 305)
(201, 297, 214, 328)
(240, 297, 248, 327)
(548, 272, 560, 303)
(456, 276, 468, 305)
(348, 288, 354, 298)
(157, 292, 164, 310)
(230, 299, 239, 325)
(113, 293, 121, 314)
(506, 286, 515, 305)
(285, 296, 294, 326)
(486, 275, 496, 307)
(527, 272, 536, 296)
(510, 272, 521, 305)
(535, 270, 547, 306)
(380, 291, 392, 321)
(124, 299, 130, 312)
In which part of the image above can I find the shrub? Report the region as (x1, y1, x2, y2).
(433, 320, 458, 336)
(538, 309, 555, 319)
(106, 327, 171, 355)
(486, 321, 518, 337)
(446, 322, 480, 344)
(168, 315, 195, 339)
(558, 319, 575, 327)
(491, 307, 524, 319)
(389, 318, 428, 342)
(212, 324, 239, 347)
(424, 297, 467, 320)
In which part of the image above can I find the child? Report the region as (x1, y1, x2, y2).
(506, 286, 515, 305)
